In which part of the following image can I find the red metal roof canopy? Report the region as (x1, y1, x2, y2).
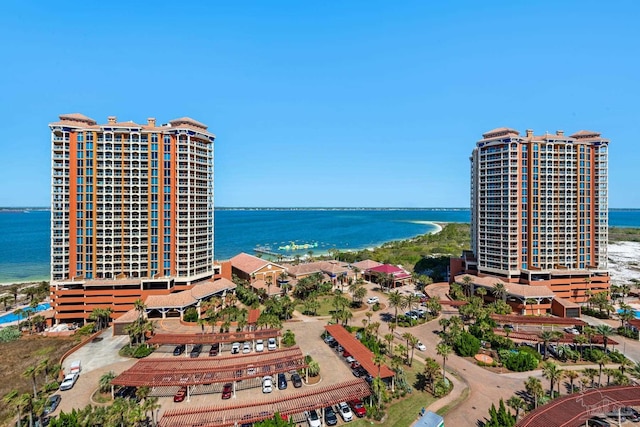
(491, 314, 586, 326)
(146, 328, 280, 345)
(159, 378, 370, 427)
(517, 385, 640, 427)
(324, 324, 395, 378)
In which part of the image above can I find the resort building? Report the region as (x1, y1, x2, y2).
(49, 113, 222, 323)
(451, 128, 610, 309)
(229, 253, 288, 295)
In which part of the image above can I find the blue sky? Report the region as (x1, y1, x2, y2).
(0, 0, 638, 208)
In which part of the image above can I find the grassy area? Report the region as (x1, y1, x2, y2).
(0, 334, 77, 425)
(609, 227, 640, 242)
(295, 295, 340, 317)
(350, 359, 438, 426)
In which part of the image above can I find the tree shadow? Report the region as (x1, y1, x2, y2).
(414, 373, 428, 392)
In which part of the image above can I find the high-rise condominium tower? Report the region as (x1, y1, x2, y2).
(49, 114, 215, 321)
(462, 128, 610, 303)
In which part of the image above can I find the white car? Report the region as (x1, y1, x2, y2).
(59, 373, 79, 391)
(242, 342, 251, 354)
(262, 376, 273, 393)
(231, 342, 241, 354)
(337, 402, 353, 422)
(345, 356, 356, 364)
(367, 296, 379, 304)
(267, 337, 277, 351)
(564, 327, 580, 335)
(306, 409, 322, 427)
(416, 341, 426, 351)
(255, 339, 264, 352)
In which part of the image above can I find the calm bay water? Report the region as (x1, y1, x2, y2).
(0, 208, 638, 283)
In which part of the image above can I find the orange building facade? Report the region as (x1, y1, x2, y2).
(451, 128, 610, 309)
(49, 114, 218, 323)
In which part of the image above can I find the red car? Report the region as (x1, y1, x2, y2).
(173, 386, 187, 402)
(343, 350, 351, 358)
(349, 399, 366, 417)
(221, 383, 233, 399)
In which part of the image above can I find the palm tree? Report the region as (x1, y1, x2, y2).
(524, 376, 543, 409)
(506, 396, 525, 420)
(265, 276, 273, 297)
(404, 294, 418, 313)
(596, 324, 615, 352)
(593, 351, 610, 387)
(4, 390, 23, 427)
(407, 334, 419, 366)
(539, 331, 556, 361)
(583, 325, 596, 350)
(542, 362, 562, 397)
(436, 342, 452, 382)
(99, 371, 116, 393)
(439, 317, 451, 335)
(384, 333, 394, 355)
(22, 365, 39, 398)
(460, 275, 473, 298)
(388, 291, 405, 328)
(525, 298, 538, 315)
(583, 368, 598, 388)
(573, 335, 588, 360)
(565, 370, 579, 393)
(492, 282, 507, 303)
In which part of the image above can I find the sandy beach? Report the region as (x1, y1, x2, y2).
(608, 241, 640, 285)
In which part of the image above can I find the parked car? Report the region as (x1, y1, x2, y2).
(277, 372, 287, 390)
(262, 376, 273, 393)
(587, 418, 611, 427)
(242, 342, 252, 354)
(367, 296, 379, 304)
(173, 386, 187, 402)
(337, 402, 353, 422)
(209, 343, 219, 356)
(255, 339, 264, 352)
(343, 349, 352, 358)
(231, 342, 241, 354)
(59, 373, 79, 391)
(114, 386, 136, 400)
(43, 395, 61, 415)
(349, 399, 366, 417)
(416, 341, 426, 351)
(267, 337, 277, 350)
(405, 311, 418, 320)
(606, 406, 640, 421)
(221, 383, 233, 399)
(324, 406, 338, 426)
(329, 339, 339, 348)
(190, 344, 203, 358)
(305, 409, 322, 427)
(503, 324, 515, 331)
(564, 327, 580, 335)
(291, 372, 302, 388)
(324, 335, 335, 344)
(345, 356, 356, 364)
(173, 344, 186, 356)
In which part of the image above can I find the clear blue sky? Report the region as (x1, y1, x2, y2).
(0, 0, 638, 208)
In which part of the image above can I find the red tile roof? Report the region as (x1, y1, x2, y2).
(325, 324, 395, 378)
(351, 260, 383, 270)
(145, 279, 236, 310)
(230, 253, 285, 275)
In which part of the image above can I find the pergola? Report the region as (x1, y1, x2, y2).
(158, 378, 371, 427)
(324, 325, 395, 381)
(517, 385, 640, 427)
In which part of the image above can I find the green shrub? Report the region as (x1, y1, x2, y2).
(453, 331, 481, 357)
(502, 351, 539, 372)
(490, 334, 515, 351)
(282, 329, 296, 347)
(183, 307, 198, 322)
(133, 345, 154, 358)
(0, 326, 21, 343)
(518, 345, 542, 361)
(372, 302, 381, 311)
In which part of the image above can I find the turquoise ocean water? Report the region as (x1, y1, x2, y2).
(1, 208, 638, 283)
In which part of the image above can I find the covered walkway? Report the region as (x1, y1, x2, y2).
(147, 328, 281, 346)
(325, 324, 394, 379)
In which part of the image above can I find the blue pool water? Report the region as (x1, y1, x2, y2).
(0, 302, 51, 325)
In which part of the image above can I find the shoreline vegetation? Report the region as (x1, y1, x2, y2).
(2, 224, 640, 287)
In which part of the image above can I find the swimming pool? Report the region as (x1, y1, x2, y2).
(0, 303, 51, 325)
